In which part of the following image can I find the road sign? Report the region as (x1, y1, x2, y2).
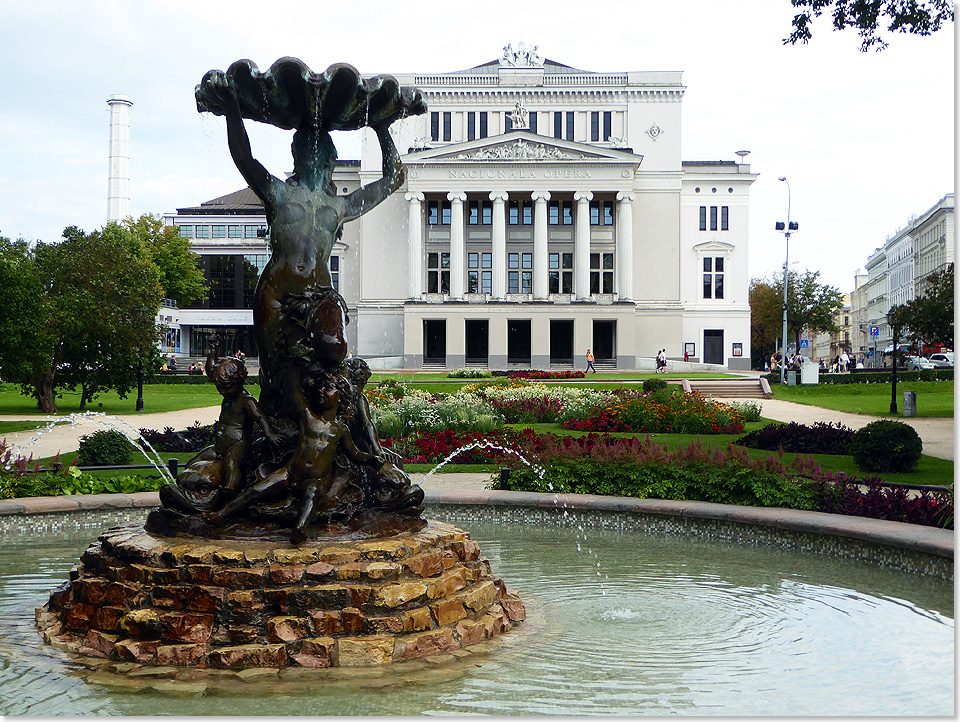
(799, 339, 809, 348)
(870, 326, 879, 336)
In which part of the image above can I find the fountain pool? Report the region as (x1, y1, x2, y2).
(0, 502, 953, 716)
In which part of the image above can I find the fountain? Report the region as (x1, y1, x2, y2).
(35, 57, 525, 670)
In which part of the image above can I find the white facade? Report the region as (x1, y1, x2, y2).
(165, 48, 757, 370)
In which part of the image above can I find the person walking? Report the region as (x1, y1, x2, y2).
(585, 349, 596, 373)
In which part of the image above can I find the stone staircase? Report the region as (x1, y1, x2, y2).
(684, 379, 768, 400)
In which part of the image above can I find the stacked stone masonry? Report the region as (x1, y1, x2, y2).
(36, 520, 525, 668)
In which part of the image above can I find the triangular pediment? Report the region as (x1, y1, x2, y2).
(693, 240, 736, 254)
(405, 132, 641, 165)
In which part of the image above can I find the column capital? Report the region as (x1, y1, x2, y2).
(574, 191, 594, 203)
(405, 191, 425, 202)
(530, 191, 551, 202)
(447, 191, 467, 203)
(488, 190, 510, 203)
(616, 191, 636, 202)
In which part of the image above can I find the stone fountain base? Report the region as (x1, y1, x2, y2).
(36, 520, 525, 669)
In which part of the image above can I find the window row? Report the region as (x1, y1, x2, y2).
(189, 254, 339, 309)
(427, 200, 616, 226)
(176, 224, 267, 240)
(698, 206, 730, 232)
(425, 251, 614, 295)
(429, 110, 619, 143)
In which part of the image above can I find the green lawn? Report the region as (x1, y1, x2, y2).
(772, 380, 954, 417)
(0, 382, 223, 416)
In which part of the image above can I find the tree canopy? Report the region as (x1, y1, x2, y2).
(0, 225, 165, 412)
(119, 214, 207, 307)
(891, 263, 954, 350)
(750, 269, 846, 363)
(785, 0, 954, 51)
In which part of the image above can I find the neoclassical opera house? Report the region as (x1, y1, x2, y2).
(165, 43, 756, 371)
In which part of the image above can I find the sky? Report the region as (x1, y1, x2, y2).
(0, 0, 953, 294)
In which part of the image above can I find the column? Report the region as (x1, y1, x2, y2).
(447, 191, 467, 299)
(490, 191, 509, 299)
(531, 191, 551, 299)
(573, 191, 593, 299)
(405, 191, 424, 299)
(616, 191, 635, 300)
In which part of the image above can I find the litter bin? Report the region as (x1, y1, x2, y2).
(903, 391, 917, 417)
(786, 370, 797, 386)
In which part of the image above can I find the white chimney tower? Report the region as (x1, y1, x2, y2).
(106, 95, 133, 223)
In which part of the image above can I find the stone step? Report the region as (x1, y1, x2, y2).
(688, 381, 767, 400)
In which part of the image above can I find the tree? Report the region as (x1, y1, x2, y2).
(749, 278, 785, 366)
(785, 0, 954, 51)
(0, 226, 164, 412)
(118, 214, 207, 307)
(894, 263, 954, 350)
(749, 269, 845, 360)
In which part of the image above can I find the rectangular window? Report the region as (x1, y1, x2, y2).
(565, 111, 574, 141)
(522, 202, 533, 225)
(430, 112, 440, 142)
(244, 225, 260, 238)
(589, 201, 614, 226)
(427, 252, 450, 294)
(481, 201, 492, 225)
(480, 270, 492, 294)
(699, 206, 707, 231)
(561, 201, 573, 225)
(178, 225, 193, 238)
(721, 206, 729, 231)
(211, 225, 226, 239)
(549, 252, 574, 294)
(468, 200, 491, 226)
(710, 206, 718, 231)
(702, 256, 725, 299)
(195, 225, 210, 239)
(508, 201, 532, 225)
(329, 255, 340, 292)
(591, 111, 600, 142)
(504, 113, 513, 132)
(603, 111, 612, 141)
(481, 252, 491, 269)
(529, 112, 538, 134)
(508, 201, 519, 225)
(428, 200, 451, 225)
(228, 225, 242, 238)
(548, 201, 560, 225)
(467, 112, 476, 141)
(590, 252, 614, 295)
(468, 201, 479, 225)
(479, 111, 488, 138)
(553, 111, 563, 139)
(442, 112, 451, 142)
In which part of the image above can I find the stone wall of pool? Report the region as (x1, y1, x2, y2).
(0, 490, 952, 582)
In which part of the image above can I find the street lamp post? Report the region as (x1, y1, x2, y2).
(776, 177, 799, 384)
(887, 307, 899, 415)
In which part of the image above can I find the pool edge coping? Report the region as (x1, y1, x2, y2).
(1, 490, 952, 561)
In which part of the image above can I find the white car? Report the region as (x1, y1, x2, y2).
(907, 355, 936, 371)
(927, 352, 953, 369)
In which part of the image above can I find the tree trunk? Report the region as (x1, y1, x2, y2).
(33, 369, 57, 414)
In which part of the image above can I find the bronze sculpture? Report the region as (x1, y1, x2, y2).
(149, 58, 428, 543)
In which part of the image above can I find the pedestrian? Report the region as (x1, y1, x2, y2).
(840, 350, 850, 372)
(168, 354, 177, 372)
(585, 348, 596, 373)
(656, 349, 667, 373)
(684, 349, 690, 363)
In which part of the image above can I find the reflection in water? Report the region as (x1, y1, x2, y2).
(0, 518, 953, 716)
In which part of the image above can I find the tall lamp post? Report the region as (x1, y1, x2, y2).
(887, 307, 899, 415)
(776, 177, 799, 384)
(134, 307, 147, 412)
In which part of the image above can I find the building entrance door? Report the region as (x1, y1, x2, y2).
(507, 320, 532, 365)
(704, 329, 724, 365)
(465, 320, 489, 364)
(550, 320, 575, 366)
(423, 320, 446, 365)
(592, 320, 616, 363)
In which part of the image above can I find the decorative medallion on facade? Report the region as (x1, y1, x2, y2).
(646, 123, 664, 141)
(500, 41, 544, 68)
(455, 139, 583, 161)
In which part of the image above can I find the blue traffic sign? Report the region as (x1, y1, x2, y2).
(799, 339, 809, 348)
(870, 326, 879, 336)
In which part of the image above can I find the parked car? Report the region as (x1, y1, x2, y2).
(906, 355, 936, 371)
(927, 352, 954, 369)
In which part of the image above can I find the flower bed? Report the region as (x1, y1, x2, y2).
(563, 389, 746, 434)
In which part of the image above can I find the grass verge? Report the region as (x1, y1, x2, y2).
(771, 380, 954, 418)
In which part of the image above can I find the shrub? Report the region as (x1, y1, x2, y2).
(76, 429, 133, 466)
(849, 420, 923, 473)
(448, 368, 491, 378)
(735, 421, 854, 455)
(723, 400, 763, 422)
(642, 378, 668, 393)
(139, 422, 218, 453)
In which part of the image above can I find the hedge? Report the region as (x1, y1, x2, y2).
(763, 369, 952, 385)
